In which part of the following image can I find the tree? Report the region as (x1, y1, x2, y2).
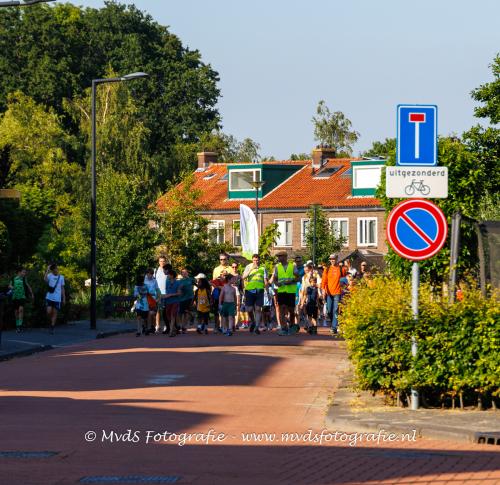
(258, 223, 280, 272)
(290, 152, 311, 160)
(471, 53, 500, 124)
(0, 92, 83, 270)
(96, 167, 157, 286)
(0, 1, 221, 185)
(361, 138, 396, 159)
(312, 100, 360, 156)
(0, 219, 11, 272)
(156, 174, 234, 275)
(462, 53, 500, 221)
(304, 205, 345, 264)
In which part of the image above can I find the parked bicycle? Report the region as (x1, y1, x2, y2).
(405, 179, 430, 196)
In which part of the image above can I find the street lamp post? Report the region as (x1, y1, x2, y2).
(250, 176, 265, 236)
(0, 1, 55, 6)
(90, 72, 148, 330)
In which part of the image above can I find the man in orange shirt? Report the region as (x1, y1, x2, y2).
(321, 253, 342, 335)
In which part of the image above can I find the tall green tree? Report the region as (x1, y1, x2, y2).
(312, 100, 360, 156)
(156, 174, 234, 275)
(304, 205, 345, 264)
(96, 167, 157, 286)
(471, 53, 500, 124)
(0, 1, 221, 182)
(361, 138, 396, 159)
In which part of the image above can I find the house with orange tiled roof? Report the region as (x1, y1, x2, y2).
(156, 147, 388, 265)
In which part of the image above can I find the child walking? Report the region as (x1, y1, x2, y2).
(194, 274, 211, 335)
(133, 275, 149, 336)
(304, 276, 320, 335)
(219, 274, 237, 336)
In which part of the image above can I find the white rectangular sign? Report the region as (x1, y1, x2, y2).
(385, 166, 448, 198)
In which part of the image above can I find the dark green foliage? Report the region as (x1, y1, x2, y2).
(361, 138, 395, 159)
(304, 205, 344, 264)
(376, 136, 495, 284)
(0, 219, 10, 271)
(258, 223, 280, 272)
(0, 1, 221, 178)
(471, 53, 500, 124)
(341, 277, 500, 407)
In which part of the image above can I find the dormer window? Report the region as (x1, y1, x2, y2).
(351, 160, 385, 196)
(229, 169, 262, 191)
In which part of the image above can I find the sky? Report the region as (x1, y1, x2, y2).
(76, 0, 499, 159)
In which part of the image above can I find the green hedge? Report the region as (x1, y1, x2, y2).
(340, 277, 500, 408)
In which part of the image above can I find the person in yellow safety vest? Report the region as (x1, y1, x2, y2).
(242, 253, 269, 335)
(269, 250, 300, 336)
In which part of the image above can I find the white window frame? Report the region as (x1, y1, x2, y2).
(208, 220, 225, 244)
(232, 219, 241, 247)
(229, 168, 262, 192)
(274, 218, 293, 247)
(329, 218, 349, 246)
(300, 218, 310, 247)
(352, 166, 383, 190)
(357, 217, 378, 247)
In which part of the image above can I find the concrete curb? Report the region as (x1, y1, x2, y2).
(96, 329, 135, 339)
(325, 371, 500, 444)
(0, 326, 135, 362)
(0, 344, 53, 362)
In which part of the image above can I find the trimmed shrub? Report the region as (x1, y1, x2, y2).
(340, 277, 500, 408)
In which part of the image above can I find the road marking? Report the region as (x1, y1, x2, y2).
(79, 477, 181, 484)
(5, 339, 45, 346)
(147, 374, 185, 385)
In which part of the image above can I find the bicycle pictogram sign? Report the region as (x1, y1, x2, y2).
(404, 179, 430, 196)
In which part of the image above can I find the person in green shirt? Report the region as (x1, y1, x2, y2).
(9, 267, 34, 333)
(178, 268, 195, 333)
(269, 251, 300, 336)
(242, 254, 269, 335)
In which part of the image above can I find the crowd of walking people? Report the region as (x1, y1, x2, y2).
(3, 253, 371, 336)
(132, 251, 372, 338)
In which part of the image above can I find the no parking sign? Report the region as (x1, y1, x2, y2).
(386, 199, 448, 261)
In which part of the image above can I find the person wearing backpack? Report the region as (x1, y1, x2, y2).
(9, 267, 34, 333)
(44, 264, 65, 334)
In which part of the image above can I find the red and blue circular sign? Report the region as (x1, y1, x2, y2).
(386, 199, 448, 261)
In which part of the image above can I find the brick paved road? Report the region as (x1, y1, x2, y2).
(0, 328, 498, 484)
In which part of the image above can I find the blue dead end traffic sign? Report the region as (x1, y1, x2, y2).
(386, 199, 448, 261)
(397, 104, 438, 166)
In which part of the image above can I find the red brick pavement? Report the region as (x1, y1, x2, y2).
(0, 328, 498, 484)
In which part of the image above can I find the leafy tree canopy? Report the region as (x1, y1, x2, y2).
(0, 1, 221, 181)
(471, 53, 500, 124)
(312, 100, 360, 157)
(304, 205, 345, 264)
(361, 138, 395, 159)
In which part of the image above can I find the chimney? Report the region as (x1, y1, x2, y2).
(197, 151, 217, 169)
(312, 145, 336, 172)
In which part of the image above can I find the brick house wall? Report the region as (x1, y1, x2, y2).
(201, 208, 387, 256)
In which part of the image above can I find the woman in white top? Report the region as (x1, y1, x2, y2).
(44, 264, 65, 334)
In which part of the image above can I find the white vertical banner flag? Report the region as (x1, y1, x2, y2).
(239, 204, 259, 260)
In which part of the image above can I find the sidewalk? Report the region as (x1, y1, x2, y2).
(0, 319, 136, 361)
(326, 366, 500, 445)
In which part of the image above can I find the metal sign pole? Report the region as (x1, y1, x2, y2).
(411, 262, 419, 410)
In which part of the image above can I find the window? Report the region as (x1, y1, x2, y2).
(229, 169, 261, 191)
(329, 218, 349, 246)
(357, 218, 377, 246)
(352, 166, 382, 189)
(301, 218, 310, 247)
(275, 219, 293, 247)
(232, 220, 241, 246)
(208, 220, 225, 244)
